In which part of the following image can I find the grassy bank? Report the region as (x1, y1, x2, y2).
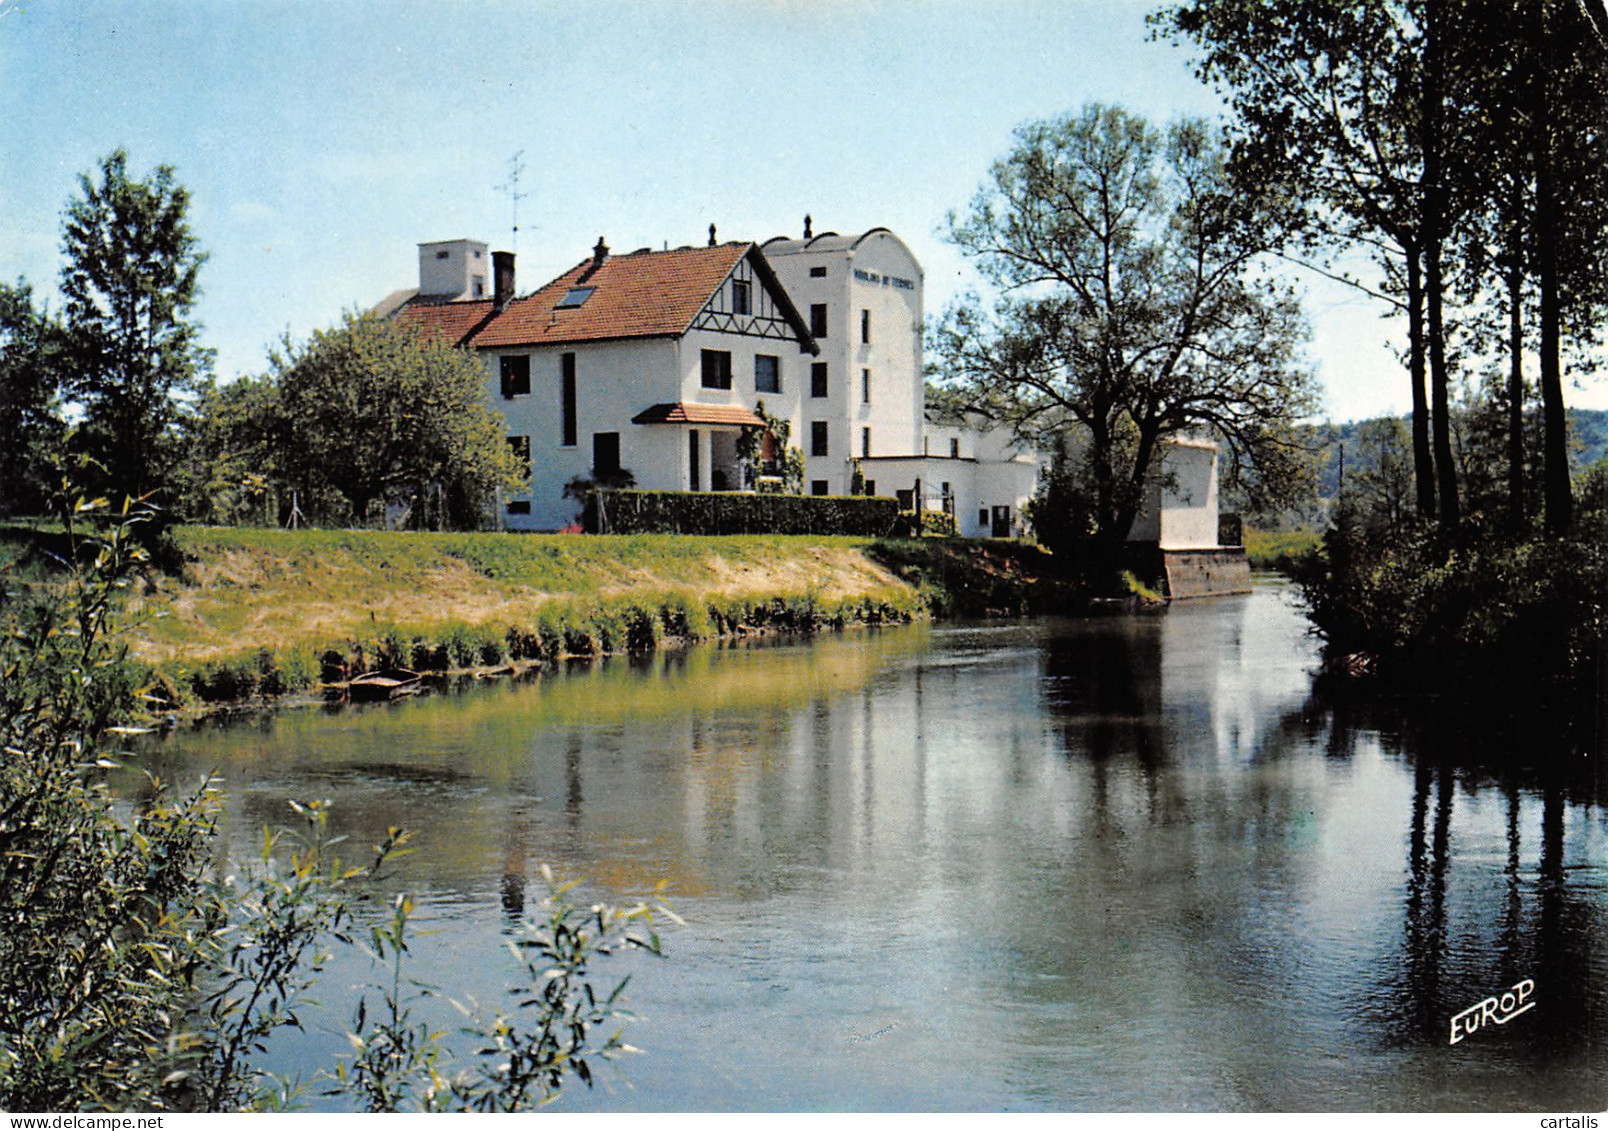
(1243, 528, 1322, 574)
(1, 526, 1066, 706)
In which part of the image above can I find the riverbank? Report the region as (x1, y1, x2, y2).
(2, 525, 1072, 707)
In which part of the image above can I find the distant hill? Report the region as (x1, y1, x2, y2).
(1302, 407, 1607, 502)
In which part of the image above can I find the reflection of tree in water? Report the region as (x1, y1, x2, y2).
(1039, 618, 1165, 835)
(1022, 616, 1338, 1106)
(1324, 695, 1607, 1100)
(1027, 608, 1605, 1107)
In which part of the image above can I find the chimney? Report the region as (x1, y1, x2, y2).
(708, 223, 717, 247)
(578, 237, 609, 283)
(803, 214, 813, 239)
(492, 250, 515, 308)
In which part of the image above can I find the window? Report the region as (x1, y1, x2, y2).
(689, 430, 700, 492)
(507, 434, 531, 475)
(897, 489, 914, 509)
(500, 355, 530, 398)
(811, 362, 828, 398)
(473, 276, 485, 297)
(861, 427, 871, 458)
(593, 432, 621, 477)
(755, 354, 780, 394)
(811, 480, 829, 496)
(810, 303, 828, 338)
(864, 479, 876, 496)
(861, 309, 871, 343)
(435, 249, 448, 260)
(556, 287, 594, 309)
(809, 266, 827, 278)
(506, 500, 531, 515)
(861, 368, 871, 405)
(949, 437, 960, 459)
(810, 421, 828, 457)
(701, 349, 733, 390)
(979, 508, 989, 527)
(561, 353, 577, 447)
(732, 279, 751, 315)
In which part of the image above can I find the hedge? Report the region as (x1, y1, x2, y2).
(584, 489, 902, 536)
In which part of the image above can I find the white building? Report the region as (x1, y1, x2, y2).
(380, 220, 1234, 573)
(386, 222, 1045, 535)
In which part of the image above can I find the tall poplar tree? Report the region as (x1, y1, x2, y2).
(60, 149, 209, 500)
(1155, 0, 1461, 524)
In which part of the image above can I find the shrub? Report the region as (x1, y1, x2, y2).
(584, 488, 900, 536)
(0, 501, 670, 1111)
(1300, 505, 1606, 695)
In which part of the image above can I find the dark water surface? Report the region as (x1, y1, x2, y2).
(138, 581, 1605, 1112)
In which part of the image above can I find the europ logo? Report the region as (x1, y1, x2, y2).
(1449, 978, 1535, 1045)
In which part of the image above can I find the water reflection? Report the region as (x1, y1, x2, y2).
(135, 584, 1605, 1112)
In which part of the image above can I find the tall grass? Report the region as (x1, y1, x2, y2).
(154, 585, 922, 705)
(0, 525, 1066, 707)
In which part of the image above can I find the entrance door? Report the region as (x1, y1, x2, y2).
(593, 432, 621, 477)
(991, 505, 1011, 538)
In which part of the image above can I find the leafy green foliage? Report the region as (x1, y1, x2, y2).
(1241, 528, 1321, 574)
(0, 281, 68, 517)
(1298, 462, 1608, 696)
(327, 872, 673, 1113)
(0, 495, 206, 1110)
(737, 401, 806, 494)
(865, 537, 1073, 617)
(174, 374, 282, 526)
(60, 150, 209, 502)
(185, 803, 411, 1111)
(934, 103, 1317, 557)
(586, 488, 901, 536)
(269, 312, 524, 528)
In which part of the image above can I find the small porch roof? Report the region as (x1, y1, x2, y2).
(631, 402, 765, 427)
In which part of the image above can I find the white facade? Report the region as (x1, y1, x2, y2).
(418, 238, 489, 300)
(762, 229, 925, 494)
(1126, 437, 1222, 550)
(389, 222, 1227, 545)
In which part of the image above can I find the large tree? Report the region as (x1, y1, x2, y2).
(1155, 1, 1455, 522)
(0, 282, 67, 517)
(270, 312, 524, 528)
(933, 104, 1318, 567)
(1157, 0, 1608, 535)
(59, 149, 209, 501)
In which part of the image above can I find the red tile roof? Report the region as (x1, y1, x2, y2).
(393, 296, 496, 347)
(631, 402, 766, 427)
(394, 242, 763, 349)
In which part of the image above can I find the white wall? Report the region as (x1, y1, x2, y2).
(1157, 441, 1220, 549)
(765, 231, 925, 494)
(1125, 439, 1221, 548)
(490, 337, 682, 529)
(418, 239, 489, 299)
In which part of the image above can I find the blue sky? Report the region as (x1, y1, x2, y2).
(4, 0, 1583, 421)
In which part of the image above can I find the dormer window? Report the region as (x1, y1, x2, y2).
(557, 287, 594, 309)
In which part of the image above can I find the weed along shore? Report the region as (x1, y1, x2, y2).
(93, 526, 1070, 710)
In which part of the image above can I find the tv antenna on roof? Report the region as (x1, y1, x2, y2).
(496, 150, 530, 255)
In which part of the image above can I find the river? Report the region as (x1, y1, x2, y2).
(136, 579, 1606, 1112)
